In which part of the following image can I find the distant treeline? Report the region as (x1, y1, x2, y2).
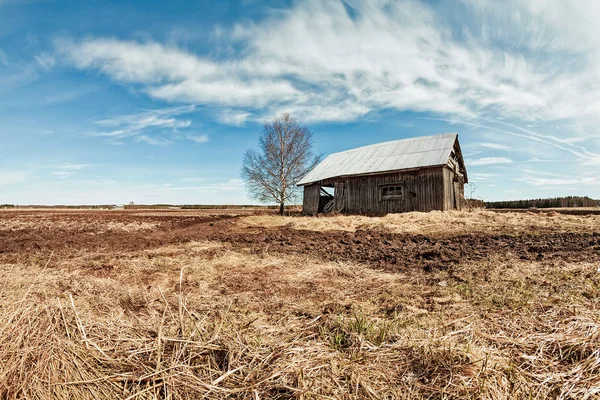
(486, 196, 599, 209)
(181, 204, 281, 210)
(123, 204, 301, 210)
(464, 199, 485, 209)
(124, 204, 174, 209)
(2, 205, 116, 209)
(2, 204, 301, 210)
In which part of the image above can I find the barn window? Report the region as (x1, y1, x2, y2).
(380, 183, 404, 200)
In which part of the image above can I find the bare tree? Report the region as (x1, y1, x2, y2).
(242, 113, 321, 215)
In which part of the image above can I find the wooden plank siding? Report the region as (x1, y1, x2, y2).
(318, 166, 448, 215)
(442, 167, 454, 211)
(455, 179, 465, 210)
(443, 166, 465, 211)
(302, 184, 321, 215)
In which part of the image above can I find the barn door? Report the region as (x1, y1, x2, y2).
(453, 181, 461, 210)
(334, 182, 345, 212)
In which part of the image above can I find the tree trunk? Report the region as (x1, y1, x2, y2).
(279, 202, 285, 215)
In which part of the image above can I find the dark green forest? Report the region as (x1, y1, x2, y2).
(486, 196, 599, 209)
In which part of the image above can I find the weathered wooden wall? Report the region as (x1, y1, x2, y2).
(443, 166, 465, 210)
(443, 167, 453, 211)
(455, 178, 465, 209)
(301, 166, 467, 215)
(325, 167, 447, 214)
(302, 184, 321, 215)
(300, 135, 468, 215)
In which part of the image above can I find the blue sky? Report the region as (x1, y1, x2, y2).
(1, 0, 599, 205)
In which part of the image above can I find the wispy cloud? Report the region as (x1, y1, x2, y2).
(59, 163, 91, 171)
(0, 64, 38, 91)
(478, 142, 510, 150)
(46, 0, 600, 202)
(147, 178, 244, 193)
(49, 163, 91, 178)
(54, 0, 600, 132)
(582, 158, 600, 166)
(215, 110, 251, 126)
(187, 134, 209, 144)
(469, 172, 499, 182)
(513, 167, 599, 188)
(433, 117, 599, 165)
(522, 177, 597, 187)
(0, 49, 8, 67)
(49, 171, 73, 178)
(470, 157, 513, 166)
(135, 135, 172, 146)
(90, 105, 195, 144)
(37, 86, 96, 105)
(34, 52, 55, 69)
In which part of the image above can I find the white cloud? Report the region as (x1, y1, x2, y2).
(179, 177, 207, 183)
(38, 86, 96, 105)
(59, 163, 91, 171)
(0, 49, 8, 66)
(151, 178, 244, 193)
(50, 0, 600, 198)
(188, 134, 209, 144)
(34, 52, 55, 69)
(49, 171, 73, 178)
(56, 38, 298, 109)
(90, 105, 195, 144)
(215, 110, 251, 126)
(54, 0, 600, 133)
(469, 172, 498, 181)
(48, 163, 91, 178)
(581, 157, 600, 166)
(515, 167, 600, 188)
(522, 157, 562, 163)
(0, 64, 38, 91)
(478, 142, 510, 150)
(470, 157, 513, 166)
(95, 105, 193, 135)
(135, 135, 172, 146)
(525, 177, 589, 187)
(438, 117, 599, 163)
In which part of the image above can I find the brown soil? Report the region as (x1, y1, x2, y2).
(2, 210, 598, 271)
(222, 229, 600, 271)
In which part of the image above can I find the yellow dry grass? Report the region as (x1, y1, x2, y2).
(239, 209, 600, 236)
(1, 211, 599, 398)
(0, 218, 158, 233)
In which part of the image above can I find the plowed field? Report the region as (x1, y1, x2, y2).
(1, 209, 599, 399)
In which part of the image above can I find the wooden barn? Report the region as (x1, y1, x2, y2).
(297, 133, 468, 215)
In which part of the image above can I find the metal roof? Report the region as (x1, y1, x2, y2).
(297, 133, 459, 186)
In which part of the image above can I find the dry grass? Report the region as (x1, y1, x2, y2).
(0, 216, 158, 233)
(239, 209, 600, 236)
(1, 212, 599, 398)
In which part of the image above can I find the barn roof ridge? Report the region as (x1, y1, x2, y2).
(329, 132, 458, 156)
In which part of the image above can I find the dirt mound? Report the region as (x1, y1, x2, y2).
(220, 228, 600, 271)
